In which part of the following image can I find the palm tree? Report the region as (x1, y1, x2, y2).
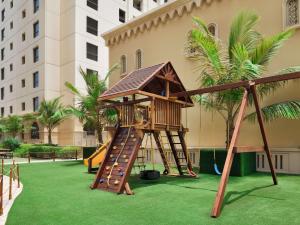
(65, 66, 118, 145)
(37, 97, 71, 145)
(186, 11, 300, 146)
(4, 115, 23, 138)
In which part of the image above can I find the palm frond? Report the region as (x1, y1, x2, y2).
(245, 100, 300, 122)
(251, 29, 295, 66)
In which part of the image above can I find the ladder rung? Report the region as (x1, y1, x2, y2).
(178, 157, 186, 160)
(173, 143, 182, 145)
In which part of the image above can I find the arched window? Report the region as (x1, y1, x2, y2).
(208, 23, 217, 37)
(286, 0, 299, 26)
(120, 55, 127, 74)
(135, 49, 142, 69)
(31, 122, 40, 139)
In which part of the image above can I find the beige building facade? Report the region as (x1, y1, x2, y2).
(103, 0, 300, 173)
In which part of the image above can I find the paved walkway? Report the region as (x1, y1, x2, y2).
(0, 176, 23, 225)
(3, 157, 83, 165)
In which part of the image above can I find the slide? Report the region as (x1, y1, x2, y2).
(84, 141, 110, 168)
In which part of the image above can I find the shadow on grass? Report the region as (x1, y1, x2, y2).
(222, 184, 284, 211)
(57, 160, 83, 167)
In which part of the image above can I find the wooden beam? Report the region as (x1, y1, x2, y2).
(155, 74, 181, 85)
(101, 97, 151, 109)
(233, 146, 264, 153)
(174, 71, 300, 97)
(211, 89, 248, 218)
(250, 84, 278, 185)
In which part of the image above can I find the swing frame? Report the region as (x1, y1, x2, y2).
(173, 70, 300, 218)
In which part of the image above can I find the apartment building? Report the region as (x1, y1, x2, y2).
(102, 0, 300, 173)
(0, 0, 168, 145)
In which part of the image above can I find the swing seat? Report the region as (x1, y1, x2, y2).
(140, 170, 160, 180)
(214, 163, 222, 175)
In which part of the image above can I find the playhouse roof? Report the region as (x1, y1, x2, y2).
(101, 62, 193, 104)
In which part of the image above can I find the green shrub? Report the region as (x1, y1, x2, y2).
(14, 144, 33, 157)
(2, 137, 21, 151)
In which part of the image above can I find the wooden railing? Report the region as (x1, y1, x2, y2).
(154, 99, 181, 128)
(119, 104, 150, 127)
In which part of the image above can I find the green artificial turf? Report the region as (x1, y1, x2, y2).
(6, 161, 300, 225)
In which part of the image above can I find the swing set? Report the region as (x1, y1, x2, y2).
(91, 62, 300, 218)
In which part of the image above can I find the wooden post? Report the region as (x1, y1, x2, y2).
(9, 168, 12, 200)
(0, 175, 3, 216)
(1, 159, 3, 175)
(88, 158, 92, 174)
(28, 153, 31, 163)
(250, 84, 278, 185)
(17, 165, 20, 188)
(75, 150, 78, 161)
(211, 89, 248, 218)
(151, 98, 155, 130)
(53, 152, 55, 162)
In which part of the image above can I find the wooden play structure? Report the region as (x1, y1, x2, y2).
(91, 62, 196, 194)
(91, 62, 300, 218)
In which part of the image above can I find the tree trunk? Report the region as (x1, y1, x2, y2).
(96, 124, 103, 145)
(225, 118, 235, 149)
(48, 128, 52, 145)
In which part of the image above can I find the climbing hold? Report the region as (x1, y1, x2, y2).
(106, 171, 110, 175)
(119, 172, 124, 177)
(123, 155, 127, 159)
(110, 154, 114, 158)
(107, 175, 111, 179)
(105, 166, 110, 170)
(121, 142, 125, 146)
(130, 135, 135, 138)
(125, 159, 129, 163)
(132, 138, 137, 141)
(118, 167, 123, 172)
(114, 180, 120, 185)
(114, 162, 119, 166)
(99, 179, 104, 183)
(113, 146, 117, 150)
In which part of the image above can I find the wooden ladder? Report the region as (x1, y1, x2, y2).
(166, 130, 196, 177)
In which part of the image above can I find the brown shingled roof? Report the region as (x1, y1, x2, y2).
(100, 62, 193, 104)
(101, 63, 165, 98)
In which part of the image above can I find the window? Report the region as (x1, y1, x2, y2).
(33, 21, 39, 38)
(86, 43, 98, 61)
(10, 21, 13, 30)
(21, 102, 25, 111)
(1, 87, 4, 100)
(86, 68, 98, 76)
(119, 9, 126, 23)
(1, 48, 4, 61)
(9, 63, 13, 71)
(21, 79, 25, 88)
(10, 0, 13, 8)
(1, 28, 4, 41)
(33, 71, 39, 88)
(22, 10, 26, 18)
(10, 42, 13, 50)
(136, 49, 142, 69)
(33, 0, 40, 13)
(0, 108, 4, 117)
(33, 97, 39, 112)
(87, 0, 98, 10)
(9, 84, 13, 92)
(9, 106, 13, 114)
(208, 23, 217, 36)
(22, 33, 26, 41)
(1, 9, 5, 22)
(31, 122, 40, 139)
(286, 0, 299, 26)
(33, 47, 39, 62)
(87, 17, 98, 36)
(1, 68, 4, 80)
(133, 0, 143, 11)
(120, 55, 127, 74)
(22, 56, 26, 64)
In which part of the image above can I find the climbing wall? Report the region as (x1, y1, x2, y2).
(92, 127, 144, 194)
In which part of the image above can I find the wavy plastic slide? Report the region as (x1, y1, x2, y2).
(84, 141, 110, 168)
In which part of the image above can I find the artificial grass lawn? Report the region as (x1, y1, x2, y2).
(6, 161, 300, 225)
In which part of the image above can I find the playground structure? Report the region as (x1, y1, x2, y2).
(91, 62, 300, 218)
(91, 62, 196, 194)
